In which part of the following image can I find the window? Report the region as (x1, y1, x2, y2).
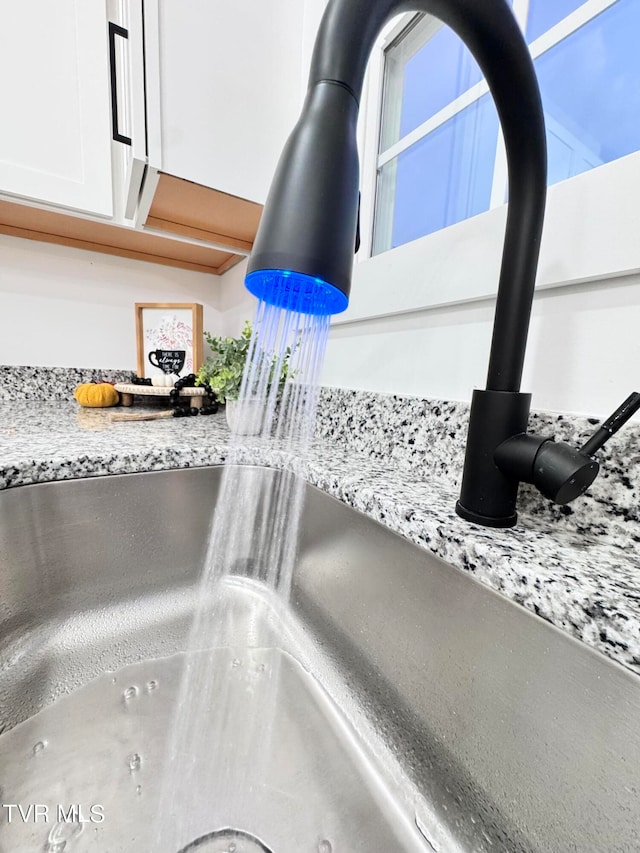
(372, 0, 640, 256)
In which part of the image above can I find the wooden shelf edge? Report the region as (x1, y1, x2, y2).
(216, 254, 245, 275)
(145, 215, 253, 253)
(0, 223, 241, 275)
(0, 170, 261, 277)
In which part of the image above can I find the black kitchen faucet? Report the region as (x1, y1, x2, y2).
(245, 0, 639, 527)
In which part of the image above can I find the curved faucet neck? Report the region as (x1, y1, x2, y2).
(309, 0, 547, 392)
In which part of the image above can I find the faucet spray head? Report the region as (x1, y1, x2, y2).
(245, 81, 360, 316)
(245, 269, 348, 316)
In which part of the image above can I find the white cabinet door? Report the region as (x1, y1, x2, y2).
(0, 1, 113, 217)
(158, 0, 306, 205)
(108, 0, 152, 224)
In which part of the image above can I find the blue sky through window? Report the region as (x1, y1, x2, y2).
(526, 0, 586, 42)
(390, 95, 498, 248)
(380, 0, 640, 253)
(397, 2, 513, 141)
(536, 0, 640, 183)
(399, 27, 482, 139)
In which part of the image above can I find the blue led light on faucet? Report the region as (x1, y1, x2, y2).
(245, 269, 349, 317)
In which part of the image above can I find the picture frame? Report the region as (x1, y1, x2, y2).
(135, 303, 203, 378)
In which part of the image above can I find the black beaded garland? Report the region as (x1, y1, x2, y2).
(127, 373, 214, 419)
(165, 375, 206, 418)
(124, 374, 219, 418)
(130, 375, 152, 386)
(202, 401, 219, 416)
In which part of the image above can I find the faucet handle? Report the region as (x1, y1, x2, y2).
(495, 391, 640, 507)
(494, 432, 599, 504)
(529, 441, 599, 505)
(534, 391, 640, 504)
(581, 391, 640, 457)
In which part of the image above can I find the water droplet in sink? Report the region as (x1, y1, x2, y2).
(317, 841, 332, 852)
(228, 844, 236, 852)
(45, 817, 84, 851)
(231, 659, 242, 669)
(32, 740, 47, 755)
(136, 785, 142, 796)
(127, 752, 142, 772)
(257, 663, 265, 673)
(123, 686, 139, 702)
(145, 679, 158, 693)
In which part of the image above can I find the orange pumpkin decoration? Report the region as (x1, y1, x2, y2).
(73, 383, 119, 408)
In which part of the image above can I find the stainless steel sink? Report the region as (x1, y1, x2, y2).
(1, 465, 639, 852)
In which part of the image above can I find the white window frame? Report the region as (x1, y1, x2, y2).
(342, 0, 640, 325)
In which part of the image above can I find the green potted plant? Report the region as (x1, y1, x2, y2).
(196, 321, 291, 434)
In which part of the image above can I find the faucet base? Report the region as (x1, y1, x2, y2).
(455, 500, 517, 528)
(457, 389, 532, 528)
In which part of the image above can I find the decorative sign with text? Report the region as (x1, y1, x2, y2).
(135, 303, 203, 378)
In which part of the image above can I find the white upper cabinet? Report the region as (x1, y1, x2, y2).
(0, 0, 321, 247)
(0, 1, 114, 217)
(108, 0, 152, 224)
(158, 0, 307, 205)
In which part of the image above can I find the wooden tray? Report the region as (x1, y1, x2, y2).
(114, 383, 208, 408)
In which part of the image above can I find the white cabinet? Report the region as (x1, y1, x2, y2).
(108, 0, 154, 224)
(0, 0, 320, 271)
(0, 0, 317, 218)
(158, 0, 306, 205)
(0, 1, 114, 217)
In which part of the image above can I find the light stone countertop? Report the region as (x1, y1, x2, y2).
(1, 399, 639, 677)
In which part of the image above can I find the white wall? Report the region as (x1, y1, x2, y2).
(0, 235, 222, 369)
(217, 258, 258, 337)
(321, 273, 640, 418)
(217, 256, 640, 419)
(5, 224, 635, 419)
(300, 0, 329, 96)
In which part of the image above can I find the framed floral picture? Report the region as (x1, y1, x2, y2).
(135, 303, 203, 378)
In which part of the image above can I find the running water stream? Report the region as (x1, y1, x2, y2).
(156, 297, 331, 851)
(0, 294, 427, 853)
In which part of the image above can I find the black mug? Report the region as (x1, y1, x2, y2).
(148, 349, 186, 375)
